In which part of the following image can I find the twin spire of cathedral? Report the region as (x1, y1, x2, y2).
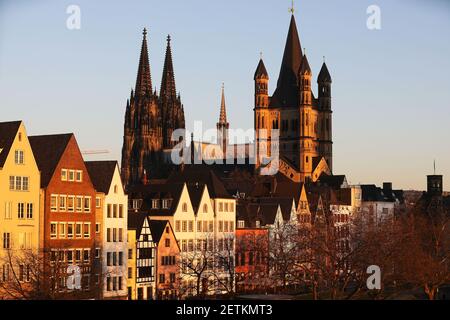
(134, 28, 178, 100)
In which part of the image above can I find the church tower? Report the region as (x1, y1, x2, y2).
(160, 35, 185, 149)
(122, 29, 185, 188)
(216, 83, 229, 157)
(253, 57, 273, 170)
(253, 11, 333, 182)
(317, 61, 333, 171)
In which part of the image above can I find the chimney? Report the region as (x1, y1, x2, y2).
(427, 175, 443, 196)
(383, 182, 392, 193)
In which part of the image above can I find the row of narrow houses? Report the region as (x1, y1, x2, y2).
(1, 119, 446, 300)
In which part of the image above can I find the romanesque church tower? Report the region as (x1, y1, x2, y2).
(121, 29, 185, 187)
(254, 14, 333, 182)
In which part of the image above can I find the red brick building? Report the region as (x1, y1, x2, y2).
(30, 134, 98, 298)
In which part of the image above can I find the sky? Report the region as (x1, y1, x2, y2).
(0, 0, 449, 191)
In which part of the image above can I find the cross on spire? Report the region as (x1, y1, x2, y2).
(143, 28, 147, 37)
(289, 0, 295, 14)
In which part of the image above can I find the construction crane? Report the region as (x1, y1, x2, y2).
(81, 150, 110, 155)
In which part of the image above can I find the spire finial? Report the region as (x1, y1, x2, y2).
(289, 0, 295, 14)
(260, 51, 263, 59)
(143, 28, 147, 37)
(167, 34, 171, 43)
(323, 55, 326, 63)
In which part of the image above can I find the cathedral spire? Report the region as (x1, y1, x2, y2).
(160, 34, 177, 99)
(218, 83, 228, 125)
(135, 28, 152, 97)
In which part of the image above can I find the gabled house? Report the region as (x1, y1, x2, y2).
(127, 213, 156, 300)
(0, 121, 41, 298)
(29, 133, 97, 298)
(85, 161, 128, 300)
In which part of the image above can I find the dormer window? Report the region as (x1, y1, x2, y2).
(131, 199, 142, 210)
(152, 199, 160, 209)
(237, 220, 245, 229)
(255, 220, 260, 228)
(14, 150, 24, 165)
(162, 199, 171, 209)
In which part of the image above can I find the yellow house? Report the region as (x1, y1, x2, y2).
(126, 228, 137, 299)
(0, 121, 41, 298)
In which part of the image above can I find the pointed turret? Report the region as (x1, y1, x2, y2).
(135, 28, 152, 97)
(254, 58, 269, 80)
(318, 62, 332, 83)
(272, 15, 303, 107)
(160, 34, 176, 100)
(299, 54, 311, 75)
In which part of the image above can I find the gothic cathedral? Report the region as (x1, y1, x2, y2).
(121, 29, 185, 187)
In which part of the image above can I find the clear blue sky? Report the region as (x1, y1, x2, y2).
(1, 0, 449, 191)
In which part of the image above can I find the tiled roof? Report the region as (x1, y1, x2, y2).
(29, 134, 72, 188)
(0, 121, 21, 167)
(85, 161, 118, 194)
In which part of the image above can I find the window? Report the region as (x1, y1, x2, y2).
(9, 176, 14, 190)
(4, 202, 12, 220)
(50, 195, 58, 212)
(203, 204, 208, 213)
(22, 177, 29, 191)
(229, 221, 234, 232)
(219, 221, 223, 232)
(59, 195, 66, 211)
(165, 238, 170, 247)
(159, 274, 165, 284)
(118, 228, 123, 242)
(107, 204, 112, 218)
(128, 267, 132, 278)
(152, 199, 160, 209)
(68, 170, 75, 182)
(67, 223, 74, 238)
(237, 220, 245, 228)
(50, 223, 57, 239)
(95, 248, 100, 258)
(59, 223, 66, 238)
(188, 240, 193, 252)
(3, 233, 11, 249)
(208, 221, 213, 232)
(66, 250, 73, 263)
(76, 196, 83, 212)
(75, 249, 82, 262)
(61, 169, 67, 181)
(15, 176, 22, 190)
(224, 202, 229, 212)
(95, 197, 101, 208)
(83, 223, 90, 238)
(182, 221, 187, 232)
(119, 252, 123, 266)
(197, 220, 202, 232)
(219, 202, 223, 212)
(114, 185, 118, 194)
(76, 223, 82, 238)
(17, 203, 25, 219)
(15, 150, 24, 165)
(84, 197, 91, 213)
(170, 273, 175, 283)
(67, 196, 75, 212)
(75, 170, 82, 182)
(107, 228, 111, 242)
(119, 204, 123, 218)
(128, 249, 133, 259)
(96, 223, 100, 234)
(182, 203, 187, 212)
(175, 221, 180, 232)
(113, 204, 117, 218)
(162, 199, 170, 209)
(188, 221, 193, 232)
(107, 252, 112, 266)
(224, 221, 229, 232)
(83, 249, 90, 262)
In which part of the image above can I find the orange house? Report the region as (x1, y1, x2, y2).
(150, 220, 180, 300)
(30, 134, 98, 299)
